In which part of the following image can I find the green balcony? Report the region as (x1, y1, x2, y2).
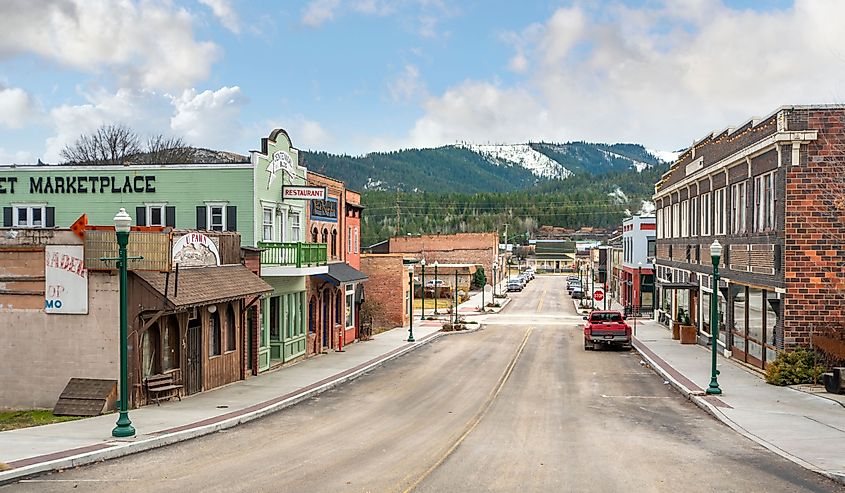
(258, 242, 328, 268)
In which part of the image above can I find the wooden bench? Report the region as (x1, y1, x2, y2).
(144, 373, 183, 405)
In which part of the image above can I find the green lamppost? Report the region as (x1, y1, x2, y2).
(420, 258, 426, 320)
(407, 265, 415, 343)
(433, 261, 439, 315)
(492, 263, 498, 297)
(707, 239, 723, 395)
(112, 208, 136, 438)
(590, 267, 595, 310)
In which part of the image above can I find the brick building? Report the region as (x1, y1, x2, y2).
(369, 232, 500, 275)
(305, 173, 366, 356)
(654, 105, 845, 369)
(359, 253, 412, 331)
(620, 215, 656, 312)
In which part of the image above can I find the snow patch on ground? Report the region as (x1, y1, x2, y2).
(457, 143, 573, 180)
(646, 148, 680, 164)
(608, 187, 628, 204)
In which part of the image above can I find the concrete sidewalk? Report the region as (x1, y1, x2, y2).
(0, 320, 449, 485)
(614, 300, 845, 485)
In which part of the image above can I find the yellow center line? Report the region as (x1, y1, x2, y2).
(536, 289, 546, 313)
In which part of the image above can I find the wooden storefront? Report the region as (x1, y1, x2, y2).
(127, 264, 272, 407)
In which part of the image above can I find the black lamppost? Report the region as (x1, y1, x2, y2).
(407, 265, 415, 343)
(112, 208, 135, 438)
(492, 263, 498, 297)
(707, 240, 723, 395)
(433, 261, 439, 315)
(590, 267, 595, 310)
(637, 261, 643, 317)
(420, 258, 426, 319)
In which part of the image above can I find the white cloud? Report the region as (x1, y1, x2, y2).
(404, 0, 845, 151)
(0, 86, 37, 128)
(252, 116, 333, 151)
(170, 86, 248, 149)
(387, 64, 427, 103)
(0, 148, 35, 164)
(0, 0, 219, 90)
(301, 0, 340, 27)
(199, 0, 241, 34)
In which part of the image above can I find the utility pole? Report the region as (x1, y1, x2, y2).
(395, 188, 401, 235)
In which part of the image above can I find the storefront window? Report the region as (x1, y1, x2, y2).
(210, 311, 222, 356)
(747, 287, 764, 361)
(701, 291, 711, 335)
(270, 296, 280, 341)
(162, 316, 179, 371)
(226, 305, 236, 352)
(143, 327, 160, 376)
(345, 286, 354, 328)
(732, 286, 747, 352)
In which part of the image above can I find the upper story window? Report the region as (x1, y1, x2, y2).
(656, 208, 663, 239)
(262, 207, 274, 241)
(689, 196, 698, 237)
(754, 172, 776, 232)
(290, 212, 301, 242)
(680, 200, 689, 238)
(731, 181, 747, 234)
(672, 202, 680, 238)
(198, 202, 236, 231)
(354, 227, 359, 254)
(647, 238, 656, 258)
(701, 192, 711, 236)
(347, 226, 352, 254)
(10, 204, 51, 228)
(714, 188, 726, 235)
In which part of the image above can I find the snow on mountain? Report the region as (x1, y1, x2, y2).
(608, 187, 628, 204)
(456, 143, 573, 180)
(646, 148, 680, 164)
(597, 149, 654, 172)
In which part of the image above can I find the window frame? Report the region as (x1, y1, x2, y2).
(206, 202, 228, 232)
(290, 211, 301, 242)
(700, 192, 711, 236)
(12, 203, 47, 228)
(144, 202, 167, 227)
(262, 206, 275, 242)
(345, 284, 355, 329)
(714, 188, 726, 235)
(209, 310, 222, 357)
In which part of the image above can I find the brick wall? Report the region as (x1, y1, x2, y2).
(387, 232, 497, 270)
(360, 254, 409, 330)
(783, 108, 845, 348)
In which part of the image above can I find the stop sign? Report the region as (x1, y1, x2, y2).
(594, 290, 604, 301)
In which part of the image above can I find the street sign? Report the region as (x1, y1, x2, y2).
(593, 290, 604, 302)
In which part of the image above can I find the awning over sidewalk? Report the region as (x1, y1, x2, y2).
(134, 264, 273, 310)
(657, 282, 699, 290)
(315, 262, 369, 286)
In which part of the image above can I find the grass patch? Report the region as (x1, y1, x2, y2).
(0, 409, 84, 431)
(413, 298, 453, 309)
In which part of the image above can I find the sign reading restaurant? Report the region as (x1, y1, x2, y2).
(282, 185, 327, 200)
(0, 175, 156, 194)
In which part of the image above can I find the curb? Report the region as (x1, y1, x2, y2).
(633, 338, 845, 487)
(0, 329, 451, 486)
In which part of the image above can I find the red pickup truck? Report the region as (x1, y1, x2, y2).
(583, 310, 632, 350)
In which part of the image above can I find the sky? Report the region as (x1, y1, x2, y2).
(1, 0, 844, 163)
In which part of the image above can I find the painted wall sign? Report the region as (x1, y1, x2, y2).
(310, 197, 339, 222)
(266, 150, 296, 187)
(172, 233, 221, 268)
(45, 245, 89, 314)
(282, 185, 327, 200)
(0, 175, 156, 194)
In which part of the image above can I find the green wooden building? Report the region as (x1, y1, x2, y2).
(0, 129, 327, 372)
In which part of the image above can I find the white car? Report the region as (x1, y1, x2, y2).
(425, 279, 447, 288)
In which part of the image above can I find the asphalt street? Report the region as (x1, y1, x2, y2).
(4, 276, 843, 493)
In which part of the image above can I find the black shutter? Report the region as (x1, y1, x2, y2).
(226, 206, 237, 231)
(45, 207, 55, 228)
(196, 206, 206, 230)
(135, 207, 147, 227)
(3, 207, 12, 227)
(165, 206, 176, 228)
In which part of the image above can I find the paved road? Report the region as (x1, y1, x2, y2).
(5, 276, 842, 492)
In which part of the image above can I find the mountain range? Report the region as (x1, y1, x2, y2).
(301, 141, 672, 194)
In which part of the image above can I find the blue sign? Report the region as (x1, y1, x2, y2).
(311, 197, 338, 222)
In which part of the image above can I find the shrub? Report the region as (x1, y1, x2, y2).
(764, 349, 826, 386)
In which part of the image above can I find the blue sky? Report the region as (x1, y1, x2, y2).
(0, 0, 843, 163)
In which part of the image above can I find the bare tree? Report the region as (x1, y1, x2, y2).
(60, 124, 192, 165)
(142, 135, 192, 164)
(60, 124, 142, 164)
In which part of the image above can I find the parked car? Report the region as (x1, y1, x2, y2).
(583, 310, 632, 350)
(425, 279, 447, 288)
(507, 281, 523, 292)
(571, 286, 585, 299)
(567, 281, 581, 294)
(509, 276, 527, 287)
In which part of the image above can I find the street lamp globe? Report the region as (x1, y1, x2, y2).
(711, 239, 723, 260)
(113, 208, 132, 233)
(420, 258, 426, 267)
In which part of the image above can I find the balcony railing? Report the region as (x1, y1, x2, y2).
(258, 242, 328, 268)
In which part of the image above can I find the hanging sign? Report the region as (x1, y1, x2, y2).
(172, 233, 221, 268)
(282, 185, 327, 200)
(45, 245, 89, 314)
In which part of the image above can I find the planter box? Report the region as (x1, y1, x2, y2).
(671, 322, 681, 340)
(679, 325, 697, 344)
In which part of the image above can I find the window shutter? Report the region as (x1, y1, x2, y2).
(165, 206, 176, 228)
(46, 207, 55, 228)
(196, 206, 207, 230)
(3, 207, 12, 227)
(226, 206, 237, 231)
(136, 207, 147, 227)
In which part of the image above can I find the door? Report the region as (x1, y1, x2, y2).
(322, 298, 330, 350)
(247, 306, 256, 373)
(186, 317, 203, 395)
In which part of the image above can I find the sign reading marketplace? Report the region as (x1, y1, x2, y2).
(0, 175, 156, 194)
